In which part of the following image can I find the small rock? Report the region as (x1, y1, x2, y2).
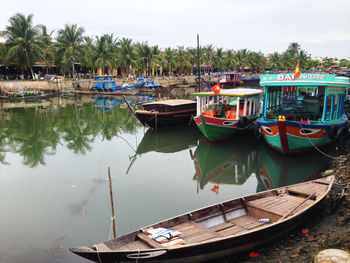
(321, 170, 336, 177)
(314, 249, 350, 263)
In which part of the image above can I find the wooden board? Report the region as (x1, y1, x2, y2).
(172, 222, 220, 244)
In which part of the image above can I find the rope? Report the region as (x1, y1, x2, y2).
(94, 245, 103, 263)
(297, 122, 338, 160)
(135, 249, 140, 263)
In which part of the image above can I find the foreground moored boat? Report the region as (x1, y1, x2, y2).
(70, 176, 334, 263)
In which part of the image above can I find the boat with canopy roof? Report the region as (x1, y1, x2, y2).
(257, 72, 350, 154)
(192, 88, 263, 142)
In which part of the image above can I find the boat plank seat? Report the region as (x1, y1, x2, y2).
(287, 183, 328, 197)
(94, 243, 114, 252)
(246, 195, 314, 221)
(136, 232, 164, 248)
(209, 221, 235, 232)
(172, 221, 221, 244)
(216, 215, 264, 237)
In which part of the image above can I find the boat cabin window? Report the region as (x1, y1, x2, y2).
(263, 84, 346, 123)
(198, 95, 260, 119)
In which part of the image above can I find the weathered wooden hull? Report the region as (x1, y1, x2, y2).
(70, 218, 308, 263)
(135, 109, 196, 128)
(70, 176, 334, 263)
(257, 114, 348, 154)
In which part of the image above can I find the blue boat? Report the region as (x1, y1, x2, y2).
(91, 76, 145, 93)
(91, 75, 116, 92)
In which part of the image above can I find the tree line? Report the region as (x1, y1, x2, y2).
(1, 13, 349, 79)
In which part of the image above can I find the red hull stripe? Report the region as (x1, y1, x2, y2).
(278, 121, 289, 153)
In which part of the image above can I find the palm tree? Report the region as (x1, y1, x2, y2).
(150, 45, 161, 76)
(248, 51, 265, 72)
(93, 34, 118, 75)
(202, 44, 214, 73)
(56, 24, 85, 78)
(280, 51, 292, 71)
(213, 47, 224, 72)
(81, 36, 96, 77)
(119, 38, 136, 76)
(0, 43, 7, 65)
(224, 49, 236, 70)
(0, 13, 42, 78)
(234, 49, 250, 71)
(163, 47, 176, 76)
(267, 52, 281, 71)
(296, 50, 310, 69)
(38, 25, 55, 74)
(135, 42, 151, 76)
(175, 46, 189, 75)
(186, 47, 197, 75)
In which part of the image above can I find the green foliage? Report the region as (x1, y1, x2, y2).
(1, 13, 42, 77)
(55, 24, 85, 75)
(1, 13, 348, 76)
(0, 100, 140, 167)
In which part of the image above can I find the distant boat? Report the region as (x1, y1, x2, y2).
(124, 96, 197, 129)
(212, 71, 243, 89)
(90, 75, 143, 94)
(70, 175, 334, 263)
(257, 72, 350, 154)
(137, 78, 177, 93)
(192, 88, 263, 142)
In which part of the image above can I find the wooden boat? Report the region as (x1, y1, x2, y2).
(192, 88, 263, 142)
(212, 71, 243, 89)
(70, 175, 334, 263)
(257, 73, 350, 154)
(90, 75, 143, 94)
(124, 96, 197, 129)
(137, 78, 177, 93)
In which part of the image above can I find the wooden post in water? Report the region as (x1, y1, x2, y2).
(108, 166, 117, 239)
(197, 34, 201, 92)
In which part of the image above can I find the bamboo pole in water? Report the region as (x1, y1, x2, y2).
(108, 166, 117, 239)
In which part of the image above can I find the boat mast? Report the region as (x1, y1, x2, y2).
(197, 34, 201, 92)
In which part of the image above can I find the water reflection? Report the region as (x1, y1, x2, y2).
(191, 136, 259, 194)
(257, 143, 329, 191)
(127, 126, 201, 173)
(191, 135, 332, 194)
(0, 97, 141, 167)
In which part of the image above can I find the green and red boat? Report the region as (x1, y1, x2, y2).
(257, 72, 350, 154)
(192, 88, 263, 142)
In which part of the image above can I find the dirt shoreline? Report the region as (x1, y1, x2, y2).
(218, 140, 350, 263)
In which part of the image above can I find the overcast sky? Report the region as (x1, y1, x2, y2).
(1, 0, 350, 59)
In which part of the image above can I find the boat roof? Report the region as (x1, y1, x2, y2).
(193, 88, 263, 97)
(142, 99, 195, 106)
(260, 73, 350, 87)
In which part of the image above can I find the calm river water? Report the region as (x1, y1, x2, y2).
(0, 91, 339, 263)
